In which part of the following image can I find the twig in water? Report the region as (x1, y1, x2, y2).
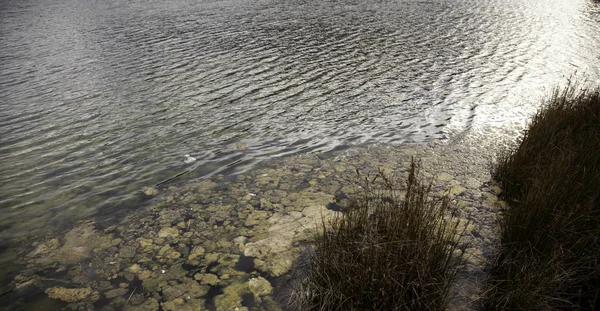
(0, 289, 12, 298)
(125, 287, 136, 307)
(155, 170, 190, 187)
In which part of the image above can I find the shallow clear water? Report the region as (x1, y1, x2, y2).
(1, 0, 599, 239)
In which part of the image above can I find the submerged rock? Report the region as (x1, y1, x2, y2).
(157, 245, 181, 260)
(127, 264, 142, 274)
(45, 286, 96, 303)
(244, 210, 269, 227)
(233, 236, 248, 251)
(125, 297, 159, 311)
(448, 185, 467, 197)
(248, 277, 272, 298)
(244, 204, 335, 276)
(162, 298, 205, 311)
(161, 277, 209, 301)
(119, 244, 138, 258)
(137, 238, 154, 250)
(141, 264, 187, 292)
(158, 227, 180, 238)
(260, 198, 274, 210)
(188, 246, 205, 262)
(143, 187, 159, 196)
(28, 221, 111, 266)
(436, 173, 453, 182)
(28, 238, 59, 257)
(214, 281, 251, 311)
(105, 287, 128, 299)
(194, 273, 220, 285)
(14, 277, 42, 294)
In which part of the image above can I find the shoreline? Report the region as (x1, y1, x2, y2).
(1, 124, 520, 310)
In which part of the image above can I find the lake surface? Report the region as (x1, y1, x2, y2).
(1, 0, 599, 240)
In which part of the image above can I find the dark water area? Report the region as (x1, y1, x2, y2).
(1, 0, 599, 242)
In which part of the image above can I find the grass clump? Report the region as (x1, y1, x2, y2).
(290, 160, 467, 311)
(483, 85, 600, 310)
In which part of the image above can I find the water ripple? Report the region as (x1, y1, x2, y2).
(0, 0, 599, 238)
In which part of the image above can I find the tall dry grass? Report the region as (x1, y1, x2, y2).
(290, 161, 468, 311)
(483, 86, 600, 310)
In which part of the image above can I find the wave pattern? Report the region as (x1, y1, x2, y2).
(0, 0, 599, 238)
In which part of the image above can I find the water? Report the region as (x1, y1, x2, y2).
(1, 0, 599, 240)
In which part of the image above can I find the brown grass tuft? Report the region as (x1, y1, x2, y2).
(483, 85, 600, 310)
(290, 160, 468, 311)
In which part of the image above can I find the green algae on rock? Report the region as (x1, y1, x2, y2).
(124, 297, 160, 311)
(194, 273, 220, 286)
(45, 286, 97, 303)
(143, 187, 159, 196)
(105, 287, 129, 299)
(162, 297, 206, 311)
(248, 277, 272, 298)
(214, 280, 251, 311)
(27, 221, 112, 266)
(158, 227, 180, 239)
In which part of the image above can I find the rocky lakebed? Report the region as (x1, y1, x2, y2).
(4, 126, 517, 311)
